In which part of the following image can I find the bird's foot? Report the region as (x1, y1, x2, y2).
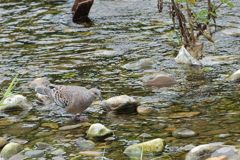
(72, 115, 88, 122)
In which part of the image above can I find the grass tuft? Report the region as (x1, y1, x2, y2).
(0, 74, 19, 105)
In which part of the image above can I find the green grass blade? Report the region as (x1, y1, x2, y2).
(0, 74, 19, 104)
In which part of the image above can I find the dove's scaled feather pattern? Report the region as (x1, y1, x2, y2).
(35, 84, 102, 114)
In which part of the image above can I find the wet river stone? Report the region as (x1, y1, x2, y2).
(24, 149, 45, 158)
(0, 94, 31, 111)
(29, 77, 50, 89)
(35, 142, 53, 150)
(0, 119, 13, 127)
(70, 154, 107, 160)
(122, 58, 155, 70)
(137, 106, 155, 115)
(51, 148, 66, 156)
(8, 153, 28, 160)
(217, 133, 231, 138)
(52, 156, 65, 160)
(10, 138, 28, 145)
(0, 142, 23, 159)
(180, 144, 196, 151)
(124, 138, 165, 158)
(7, 122, 39, 136)
(59, 123, 82, 131)
(101, 95, 140, 114)
(142, 73, 177, 88)
(139, 133, 152, 138)
(78, 151, 102, 157)
(76, 137, 95, 151)
(172, 128, 197, 138)
(169, 112, 200, 118)
(185, 142, 240, 160)
(200, 55, 240, 66)
(0, 137, 7, 148)
(228, 69, 240, 82)
(41, 122, 59, 129)
(93, 50, 119, 57)
(87, 123, 113, 140)
(222, 28, 240, 37)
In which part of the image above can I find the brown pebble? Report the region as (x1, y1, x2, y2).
(0, 137, 7, 148)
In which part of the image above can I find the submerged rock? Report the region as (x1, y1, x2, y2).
(35, 131, 54, 138)
(51, 148, 66, 156)
(142, 73, 177, 88)
(222, 28, 240, 37)
(175, 46, 201, 65)
(78, 151, 103, 157)
(41, 122, 59, 129)
(52, 156, 65, 160)
(0, 119, 13, 127)
(0, 142, 23, 159)
(93, 50, 119, 57)
(101, 95, 140, 114)
(180, 144, 196, 151)
(71, 152, 106, 159)
(86, 123, 113, 139)
(7, 123, 39, 136)
(35, 142, 53, 150)
(59, 123, 82, 131)
(75, 137, 95, 151)
(172, 128, 197, 138)
(185, 143, 240, 160)
(228, 69, 240, 82)
(138, 133, 152, 138)
(169, 112, 200, 118)
(104, 136, 116, 142)
(123, 58, 155, 70)
(8, 153, 28, 160)
(217, 134, 231, 138)
(24, 149, 45, 158)
(123, 138, 165, 158)
(10, 138, 28, 145)
(200, 55, 240, 66)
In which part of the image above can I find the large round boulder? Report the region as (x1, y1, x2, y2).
(0, 95, 31, 111)
(0, 142, 23, 159)
(101, 95, 140, 114)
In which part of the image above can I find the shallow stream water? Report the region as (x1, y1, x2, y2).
(0, 0, 240, 159)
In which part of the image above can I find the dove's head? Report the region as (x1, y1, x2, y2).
(90, 88, 102, 101)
